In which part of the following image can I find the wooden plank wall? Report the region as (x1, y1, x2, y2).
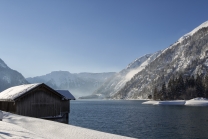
(15, 88, 69, 118)
(0, 102, 15, 113)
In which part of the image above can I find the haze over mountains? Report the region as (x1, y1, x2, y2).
(87, 51, 162, 99)
(1, 21, 208, 100)
(0, 58, 115, 98)
(26, 71, 115, 98)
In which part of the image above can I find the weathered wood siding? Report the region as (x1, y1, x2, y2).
(0, 102, 15, 113)
(15, 87, 69, 118)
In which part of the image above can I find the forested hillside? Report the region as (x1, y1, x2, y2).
(152, 73, 208, 100)
(113, 22, 208, 99)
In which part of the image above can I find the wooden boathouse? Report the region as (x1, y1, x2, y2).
(0, 83, 75, 123)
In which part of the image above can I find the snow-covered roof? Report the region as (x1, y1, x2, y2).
(56, 90, 76, 100)
(0, 83, 75, 101)
(0, 83, 41, 101)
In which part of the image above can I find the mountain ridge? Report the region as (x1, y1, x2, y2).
(113, 21, 208, 99)
(87, 51, 162, 99)
(0, 58, 28, 91)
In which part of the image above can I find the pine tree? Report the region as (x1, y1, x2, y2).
(196, 74, 204, 97)
(160, 82, 167, 100)
(174, 75, 184, 99)
(189, 75, 195, 87)
(153, 87, 158, 100)
(204, 74, 208, 98)
(172, 78, 177, 99)
(154, 73, 208, 100)
(185, 75, 196, 99)
(167, 78, 174, 100)
(184, 77, 190, 99)
(178, 74, 185, 99)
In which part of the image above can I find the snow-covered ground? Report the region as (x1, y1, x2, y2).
(142, 100, 185, 105)
(142, 98, 208, 106)
(1, 111, 134, 139)
(185, 98, 208, 106)
(157, 100, 186, 105)
(0, 121, 44, 139)
(142, 100, 159, 105)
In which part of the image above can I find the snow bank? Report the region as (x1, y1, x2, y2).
(142, 100, 159, 105)
(142, 100, 185, 105)
(2, 112, 134, 139)
(185, 98, 208, 106)
(157, 100, 185, 105)
(142, 98, 208, 106)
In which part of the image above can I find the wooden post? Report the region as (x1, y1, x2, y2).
(0, 110, 3, 121)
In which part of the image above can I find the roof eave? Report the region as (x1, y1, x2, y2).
(0, 99, 15, 102)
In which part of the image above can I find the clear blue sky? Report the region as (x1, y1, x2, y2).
(0, 0, 208, 77)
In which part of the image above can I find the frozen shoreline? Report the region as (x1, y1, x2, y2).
(1, 111, 134, 139)
(142, 98, 208, 106)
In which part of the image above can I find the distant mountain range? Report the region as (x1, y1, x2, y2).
(0, 59, 28, 91)
(0, 58, 115, 98)
(26, 71, 115, 98)
(1, 21, 208, 100)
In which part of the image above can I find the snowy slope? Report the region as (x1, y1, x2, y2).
(2, 111, 134, 139)
(26, 71, 115, 98)
(0, 59, 8, 69)
(0, 121, 44, 139)
(0, 58, 28, 92)
(89, 51, 161, 98)
(114, 20, 208, 99)
(178, 21, 208, 43)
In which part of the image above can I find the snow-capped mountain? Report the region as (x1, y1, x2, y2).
(91, 51, 161, 98)
(113, 21, 208, 99)
(0, 58, 28, 91)
(26, 71, 115, 98)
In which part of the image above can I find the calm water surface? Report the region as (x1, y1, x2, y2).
(69, 100, 208, 139)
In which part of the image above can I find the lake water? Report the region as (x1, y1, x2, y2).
(69, 100, 208, 139)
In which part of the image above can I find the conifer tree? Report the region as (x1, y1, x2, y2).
(153, 87, 158, 100)
(154, 73, 208, 100)
(178, 74, 185, 98)
(160, 82, 167, 100)
(189, 75, 195, 87)
(204, 74, 208, 98)
(167, 78, 174, 100)
(174, 75, 184, 99)
(196, 74, 204, 97)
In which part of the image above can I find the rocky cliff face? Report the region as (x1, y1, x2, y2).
(113, 21, 208, 99)
(0, 59, 28, 91)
